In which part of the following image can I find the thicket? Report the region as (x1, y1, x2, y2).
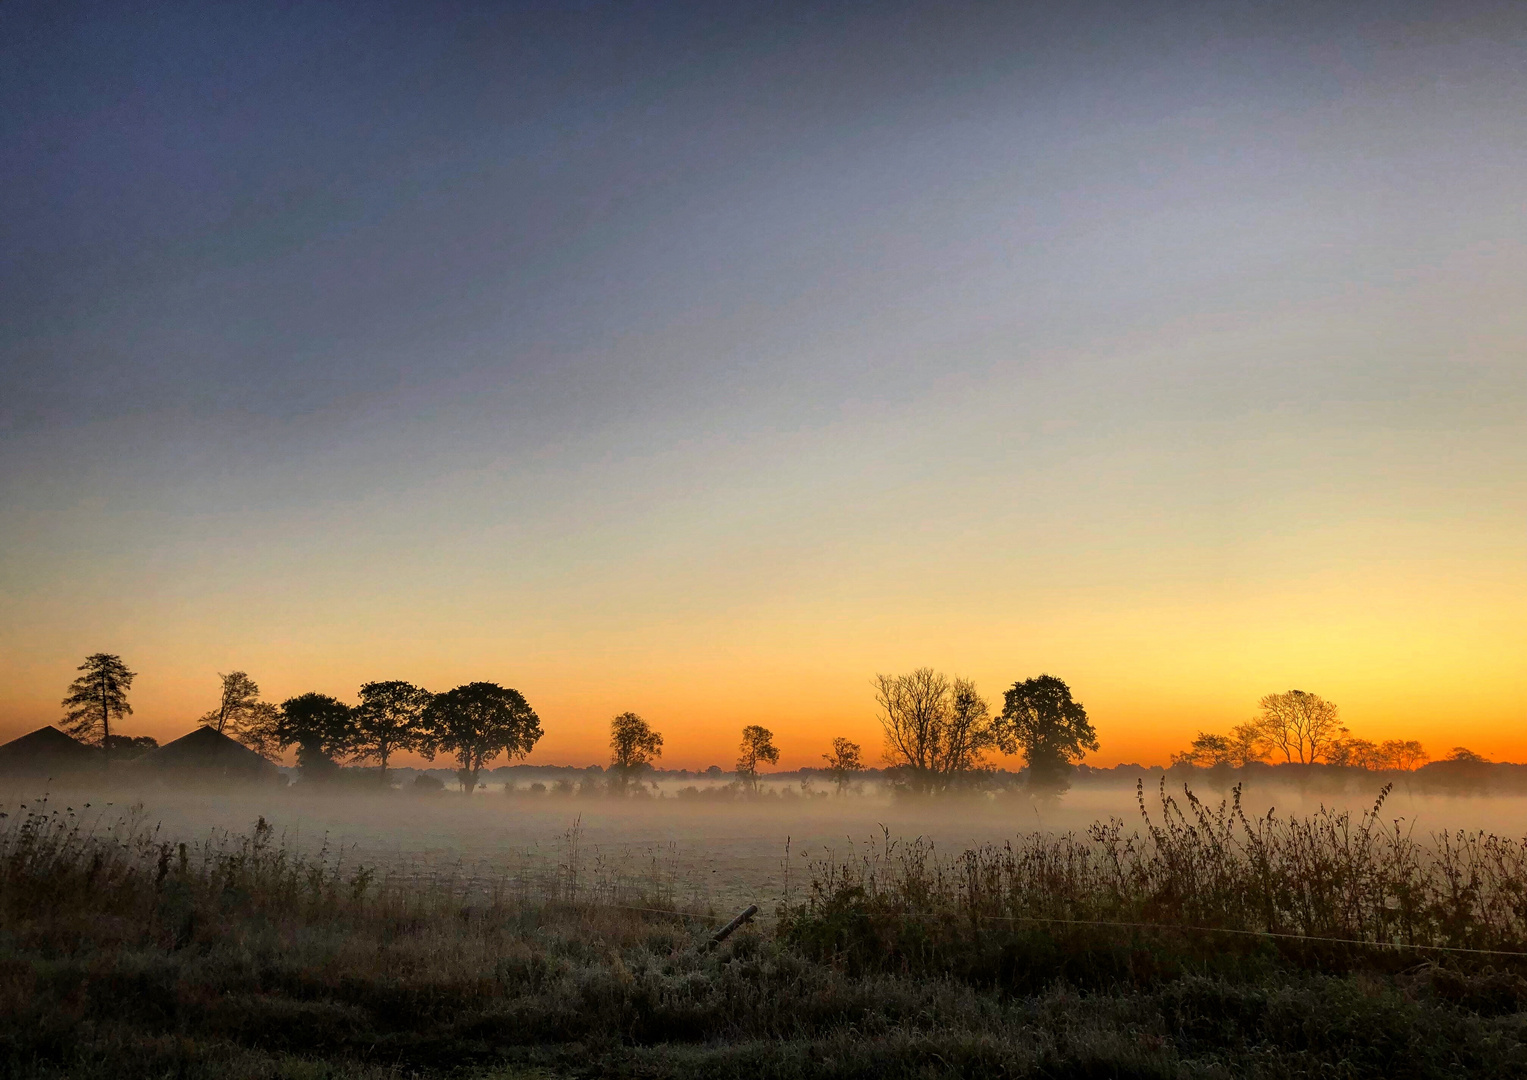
(1, 788, 1524, 1078)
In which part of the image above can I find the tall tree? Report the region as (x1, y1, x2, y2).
(608, 711, 663, 793)
(875, 668, 948, 786)
(875, 668, 997, 793)
(60, 653, 136, 751)
(735, 724, 780, 790)
(425, 682, 542, 795)
(201, 671, 261, 733)
(276, 693, 356, 781)
(996, 674, 1098, 794)
(351, 680, 434, 782)
(1256, 690, 1343, 764)
(822, 736, 864, 794)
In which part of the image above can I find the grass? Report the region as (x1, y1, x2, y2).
(1, 786, 1525, 1078)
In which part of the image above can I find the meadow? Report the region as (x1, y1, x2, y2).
(2, 776, 1526, 1078)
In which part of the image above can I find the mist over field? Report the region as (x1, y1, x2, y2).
(10, 772, 1524, 919)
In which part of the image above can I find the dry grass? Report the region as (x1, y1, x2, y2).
(785, 781, 1527, 953)
(1, 788, 1525, 1078)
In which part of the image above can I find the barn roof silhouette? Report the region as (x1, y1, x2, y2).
(138, 725, 282, 782)
(0, 725, 99, 775)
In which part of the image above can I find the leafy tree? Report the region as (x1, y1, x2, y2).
(1445, 746, 1488, 764)
(201, 671, 261, 734)
(735, 724, 780, 790)
(822, 737, 864, 794)
(276, 693, 356, 781)
(426, 682, 542, 795)
(352, 680, 434, 782)
(60, 653, 136, 751)
(875, 668, 998, 793)
(1257, 690, 1343, 764)
(609, 711, 663, 793)
(996, 674, 1098, 794)
(1173, 732, 1232, 768)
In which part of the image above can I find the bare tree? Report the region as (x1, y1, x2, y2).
(875, 668, 947, 793)
(1379, 739, 1428, 770)
(60, 653, 136, 751)
(609, 711, 663, 793)
(822, 736, 864, 794)
(1256, 690, 1343, 764)
(875, 669, 998, 793)
(735, 725, 780, 791)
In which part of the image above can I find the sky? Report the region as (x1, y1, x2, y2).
(2, 0, 1524, 769)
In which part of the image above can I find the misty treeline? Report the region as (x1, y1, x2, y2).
(53, 654, 1099, 797)
(58, 654, 541, 794)
(1174, 688, 1459, 773)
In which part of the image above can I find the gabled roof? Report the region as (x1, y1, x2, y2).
(139, 725, 281, 780)
(0, 725, 99, 774)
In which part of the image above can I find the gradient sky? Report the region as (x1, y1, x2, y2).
(2, 1, 1524, 769)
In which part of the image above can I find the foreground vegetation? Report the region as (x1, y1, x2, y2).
(1, 788, 1525, 1078)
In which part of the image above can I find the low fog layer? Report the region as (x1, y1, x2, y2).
(5, 773, 1524, 917)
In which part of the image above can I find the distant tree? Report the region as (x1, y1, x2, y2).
(103, 734, 157, 761)
(1224, 722, 1267, 767)
(1380, 739, 1429, 770)
(822, 737, 864, 794)
(608, 711, 663, 793)
(426, 682, 542, 795)
(1173, 732, 1232, 768)
(942, 678, 996, 781)
(276, 693, 355, 781)
(60, 653, 136, 751)
(735, 725, 780, 790)
(875, 668, 998, 793)
(1327, 736, 1383, 770)
(1256, 690, 1343, 764)
(352, 680, 434, 782)
(996, 674, 1098, 794)
(1444, 746, 1488, 764)
(201, 671, 262, 734)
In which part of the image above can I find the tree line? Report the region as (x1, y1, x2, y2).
(59, 654, 541, 793)
(1172, 689, 1437, 771)
(54, 654, 1099, 794)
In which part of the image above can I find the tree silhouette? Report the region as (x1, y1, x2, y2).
(1380, 739, 1428, 770)
(735, 724, 779, 791)
(351, 680, 434, 782)
(276, 693, 356, 781)
(822, 737, 864, 794)
(201, 671, 261, 733)
(1256, 690, 1343, 764)
(60, 653, 136, 752)
(874, 668, 996, 793)
(996, 674, 1098, 794)
(609, 711, 663, 793)
(426, 682, 542, 795)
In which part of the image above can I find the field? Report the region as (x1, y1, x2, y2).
(2, 775, 1526, 1078)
